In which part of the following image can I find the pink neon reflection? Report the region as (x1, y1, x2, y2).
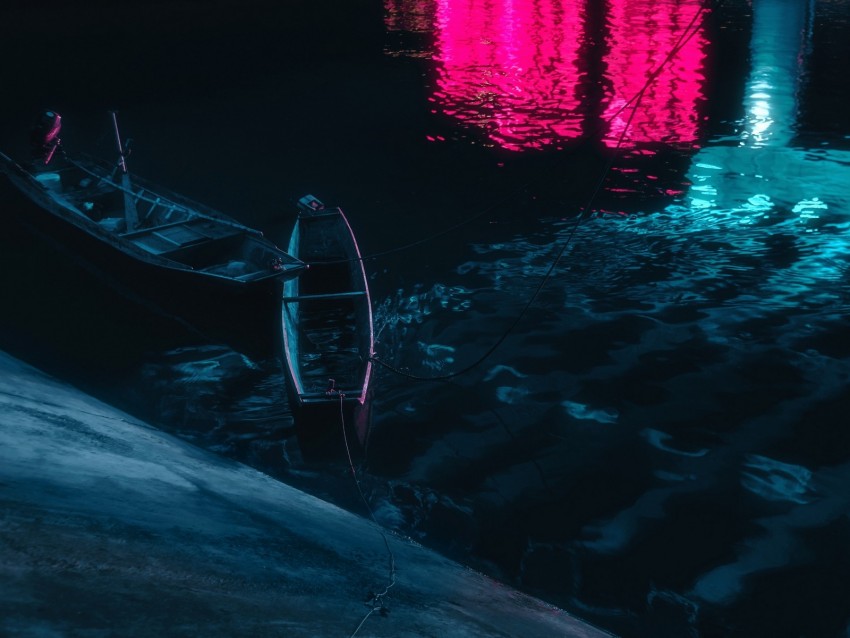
(432, 0, 584, 151)
(603, 0, 707, 147)
(386, 0, 708, 152)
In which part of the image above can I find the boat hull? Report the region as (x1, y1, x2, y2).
(281, 200, 374, 460)
(290, 394, 373, 461)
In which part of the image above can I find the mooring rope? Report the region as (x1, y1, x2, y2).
(370, 3, 711, 383)
(331, 389, 397, 638)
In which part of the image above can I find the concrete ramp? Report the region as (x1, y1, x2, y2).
(0, 351, 612, 638)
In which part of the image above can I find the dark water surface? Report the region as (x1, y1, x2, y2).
(3, 1, 850, 636)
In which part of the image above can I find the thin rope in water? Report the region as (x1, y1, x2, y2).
(370, 3, 711, 382)
(334, 390, 396, 638)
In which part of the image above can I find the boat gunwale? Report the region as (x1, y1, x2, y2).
(1, 151, 304, 285)
(281, 204, 374, 408)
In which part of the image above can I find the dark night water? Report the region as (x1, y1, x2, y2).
(3, 1, 850, 636)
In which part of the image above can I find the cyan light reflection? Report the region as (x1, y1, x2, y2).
(739, 0, 809, 147)
(683, 0, 841, 227)
(666, 149, 850, 312)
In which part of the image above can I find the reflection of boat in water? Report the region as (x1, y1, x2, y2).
(0, 111, 305, 348)
(281, 195, 374, 459)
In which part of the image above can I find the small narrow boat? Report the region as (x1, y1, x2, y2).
(0, 111, 306, 349)
(281, 194, 375, 459)
(1, 111, 305, 288)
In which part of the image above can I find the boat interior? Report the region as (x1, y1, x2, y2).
(284, 218, 371, 398)
(292, 296, 363, 395)
(33, 163, 294, 281)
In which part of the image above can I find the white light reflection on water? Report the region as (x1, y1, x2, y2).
(740, 0, 809, 148)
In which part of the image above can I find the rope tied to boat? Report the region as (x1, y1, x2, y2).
(329, 384, 396, 638)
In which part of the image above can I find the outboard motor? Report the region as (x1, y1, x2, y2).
(30, 110, 62, 165)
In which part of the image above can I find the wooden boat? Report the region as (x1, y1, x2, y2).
(0, 111, 306, 350)
(281, 195, 375, 459)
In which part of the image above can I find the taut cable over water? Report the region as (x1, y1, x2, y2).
(309, 1, 717, 271)
(368, 1, 713, 383)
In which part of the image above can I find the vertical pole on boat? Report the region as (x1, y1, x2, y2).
(110, 111, 139, 232)
(111, 111, 128, 174)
